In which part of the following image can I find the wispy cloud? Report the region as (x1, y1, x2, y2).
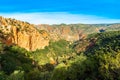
(0, 12, 120, 24)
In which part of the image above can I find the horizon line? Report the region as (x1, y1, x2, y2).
(0, 12, 120, 25)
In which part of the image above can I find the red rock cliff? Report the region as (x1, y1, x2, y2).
(0, 16, 49, 51)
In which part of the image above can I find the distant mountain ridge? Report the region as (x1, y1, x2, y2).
(36, 23, 120, 41)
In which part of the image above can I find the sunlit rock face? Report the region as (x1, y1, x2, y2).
(0, 16, 49, 51)
(37, 24, 80, 41)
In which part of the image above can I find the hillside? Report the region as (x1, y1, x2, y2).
(73, 30, 120, 54)
(51, 31, 120, 80)
(0, 16, 49, 51)
(85, 31, 120, 54)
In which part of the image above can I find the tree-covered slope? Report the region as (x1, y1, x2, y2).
(85, 31, 120, 55)
(51, 31, 120, 80)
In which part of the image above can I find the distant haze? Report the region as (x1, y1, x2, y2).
(0, 12, 120, 25)
(0, 0, 120, 24)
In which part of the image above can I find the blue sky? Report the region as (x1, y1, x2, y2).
(0, 0, 120, 24)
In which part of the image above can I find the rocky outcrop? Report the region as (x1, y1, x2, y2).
(0, 16, 49, 51)
(11, 26, 49, 51)
(37, 24, 120, 42)
(37, 24, 80, 41)
(37, 24, 97, 41)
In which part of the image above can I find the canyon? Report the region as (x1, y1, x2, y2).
(0, 16, 120, 51)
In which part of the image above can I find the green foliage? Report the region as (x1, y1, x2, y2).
(49, 39, 72, 55)
(25, 69, 51, 80)
(85, 31, 120, 55)
(51, 63, 68, 80)
(51, 51, 120, 80)
(51, 31, 120, 80)
(51, 54, 99, 80)
(0, 46, 33, 75)
(6, 70, 24, 80)
(0, 71, 7, 80)
(31, 39, 74, 65)
(96, 52, 120, 80)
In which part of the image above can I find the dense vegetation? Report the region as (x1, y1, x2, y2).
(0, 30, 120, 80)
(52, 31, 120, 80)
(85, 31, 120, 55)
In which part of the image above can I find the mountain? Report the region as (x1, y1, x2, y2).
(37, 23, 120, 41)
(0, 16, 49, 51)
(36, 24, 99, 41)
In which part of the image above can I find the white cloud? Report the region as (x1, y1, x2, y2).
(0, 12, 120, 24)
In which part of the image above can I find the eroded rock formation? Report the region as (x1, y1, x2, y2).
(0, 16, 49, 51)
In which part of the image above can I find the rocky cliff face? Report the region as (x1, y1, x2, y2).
(37, 24, 120, 42)
(0, 16, 49, 51)
(37, 24, 79, 41)
(36, 24, 99, 41)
